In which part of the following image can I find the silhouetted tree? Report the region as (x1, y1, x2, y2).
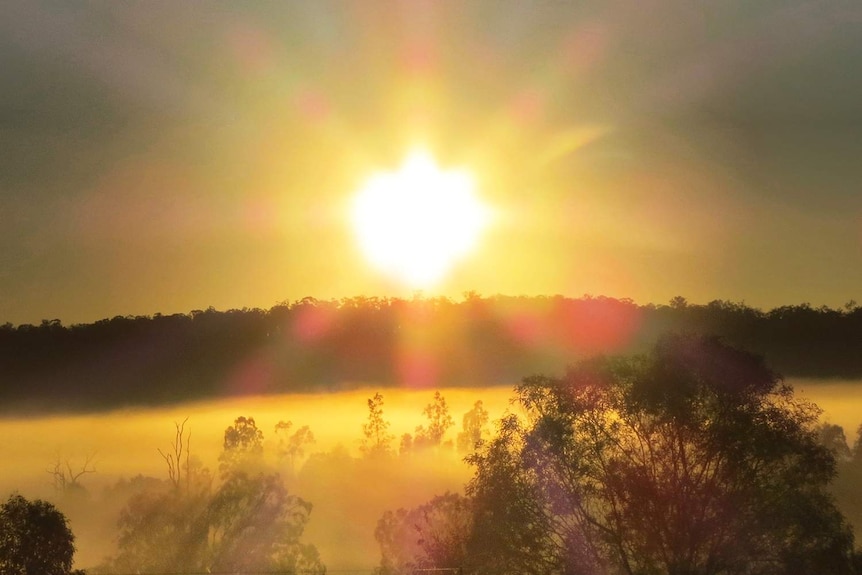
(466, 334, 856, 575)
(376, 492, 473, 575)
(853, 424, 862, 460)
(111, 481, 210, 573)
(817, 422, 853, 461)
(669, 295, 689, 309)
(456, 400, 489, 454)
(159, 418, 191, 490)
(47, 454, 96, 497)
(465, 414, 565, 575)
(110, 420, 212, 573)
(274, 420, 315, 475)
(0, 494, 78, 575)
(413, 391, 454, 451)
(361, 392, 394, 457)
(830, 424, 862, 558)
(208, 416, 322, 572)
(219, 416, 264, 476)
(109, 416, 322, 574)
(207, 471, 323, 573)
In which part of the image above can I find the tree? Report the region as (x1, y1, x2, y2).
(413, 391, 454, 451)
(853, 423, 862, 460)
(376, 492, 473, 575)
(457, 400, 490, 454)
(361, 392, 394, 457)
(208, 471, 323, 573)
(159, 418, 191, 490)
(274, 421, 316, 474)
(669, 295, 688, 309)
(109, 416, 323, 575)
(817, 422, 853, 461)
(47, 454, 96, 498)
(209, 417, 323, 574)
(219, 416, 265, 476)
(831, 424, 862, 562)
(223, 416, 264, 454)
(464, 414, 562, 575)
(467, 334, 856, 575)
(110, 421, 212, 573)
(0, 494, 77, 575)
(112, 482, 210, 574)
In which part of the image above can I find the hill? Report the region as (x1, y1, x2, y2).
(1, 295, 860, 413)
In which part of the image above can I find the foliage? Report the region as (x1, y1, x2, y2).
(375, 492, 473, 575)
(207, 471, 322, 573)
(108, 417, 323, 575)
(112, 484, 209, 574)
(0, 494, 77, 575)
(219, 416, 265, 476)
(854, 423, 862, 460)
(465, 334, 856, 575)
(818, 422, 853, 461)
(831, 424, 862, 554)
(362, 392, 395, 457)
(413, 391, 455, 450)
(457, 400, 490, 454)
(274, 420, 316, 474)
(464, 415, 562, 575)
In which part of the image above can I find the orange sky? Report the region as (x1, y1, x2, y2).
(2, 1, 861, 325)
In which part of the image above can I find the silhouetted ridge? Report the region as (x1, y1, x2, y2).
(0, 296, 860, 413)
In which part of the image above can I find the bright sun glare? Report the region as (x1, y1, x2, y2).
(352, 150, 490, 288)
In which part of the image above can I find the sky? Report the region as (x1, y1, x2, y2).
(2, 0, 861, 326)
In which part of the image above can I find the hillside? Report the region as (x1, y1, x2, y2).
(1, 295, 860, 413)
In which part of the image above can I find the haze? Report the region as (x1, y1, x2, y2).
(2, 2, 861, 574)
(2, 1, 862, 325)
(1, 382, 857, 571)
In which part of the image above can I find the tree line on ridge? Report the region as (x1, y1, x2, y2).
(1, 294, 861, 412)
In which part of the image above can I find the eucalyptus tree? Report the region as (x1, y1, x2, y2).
(0, 494, 79, 575)
(110, 416, 323, 574)
(466, 334, 855, 575)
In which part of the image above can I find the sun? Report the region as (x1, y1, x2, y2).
(351, 150, 490, 288)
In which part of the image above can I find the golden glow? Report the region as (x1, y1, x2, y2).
(351, 150, 490, 288)
(0, 384, 857, 570)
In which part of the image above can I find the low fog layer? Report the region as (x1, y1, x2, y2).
(0, 382, 859, 571)
(0, 387, 513, 570)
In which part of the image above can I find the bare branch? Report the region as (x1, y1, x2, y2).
(160, 417, 190, 489)
(47, 453, 97, 493)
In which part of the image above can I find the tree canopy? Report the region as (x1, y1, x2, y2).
(109, 416, 323, 574)
(0, 494, 77, 575)
(376, 492, 473, 575)
(462, 334, 856, 575)
(362, 392, 395, 457)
